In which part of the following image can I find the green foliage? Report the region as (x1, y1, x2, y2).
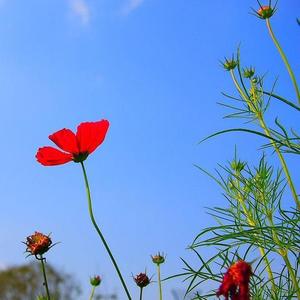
(175, 2, 300, 299)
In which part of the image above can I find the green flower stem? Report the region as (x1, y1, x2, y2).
(266, 19, 300, 104)
(139, 287, 143, 300)
(80, 162, 132, 300)
(230, 70, 300, 210)
(89, 286, 96, 300)
(157, 264, 163, 300)
(257, 118, 300, 210)
(234, 175, 276, 291)
(266, 215, 300, 299)
(282, 254, 300, 300)
(40, 255, 51, 300)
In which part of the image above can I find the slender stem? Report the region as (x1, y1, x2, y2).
(80, 162, 132, 300)
(157, 264, 163, 300)
(89, 286, 96, 300)
(230, 70, 300, 210)
(234, 175, 276, 291)
(139, 287, 143, 300)
(266, 19, 300, 104)
(258, 119, 300, 210)
(40, 256, 51, 300)
(266, 214, 300, 299)
(282, 254, 300, 299)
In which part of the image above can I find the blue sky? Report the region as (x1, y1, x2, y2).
(0, 0, 299, 299)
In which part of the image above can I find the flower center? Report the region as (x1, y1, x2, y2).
(73, 152, 89, 163)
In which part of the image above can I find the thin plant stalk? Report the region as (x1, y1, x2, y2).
(80, 162, 132, 300)
(230, 70, 300, 210)
(157, 264, 163, 300)
(266, 212, 300, 299)
(234, 174, 276, 292)
(266, 19, 300, 104)
(40, 255, 51, 300)
(139, 287, 143, 300)
(89, 286, 96, 300)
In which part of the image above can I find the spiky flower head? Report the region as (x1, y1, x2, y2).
(257, 5, 275, 19)
(151, 252, 166, 265)
(25, 232, 52, 256)
(243, 67, 255, 79)
(134, 272, 150, 288)
(222, 56, 237, 71)
(90, 275, 102, 287)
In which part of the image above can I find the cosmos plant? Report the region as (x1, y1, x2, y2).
(23, 1, 299, 300)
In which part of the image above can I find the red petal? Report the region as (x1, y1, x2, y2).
(36, 147, 73, 166)
(49, 128, 79, 154)
(76, 120, 109, 154)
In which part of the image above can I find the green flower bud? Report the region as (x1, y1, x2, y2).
(222, 56, 237, 71)
(151, 252, 166, 265)
(243, 67, 255, 78)
(257, 6, 274, 19)
(90, 275, 101, 287)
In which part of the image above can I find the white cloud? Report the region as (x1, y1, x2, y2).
(122, 0, 144, 15)
(69, 0, 90, 25)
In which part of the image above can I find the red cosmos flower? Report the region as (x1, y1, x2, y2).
(217, 260, 252, 300)
(36, 120, 109, 166)
(25, 232, 52, 256)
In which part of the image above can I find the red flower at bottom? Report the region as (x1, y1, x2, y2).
(217, 260, 252, 300)
(36, 120, 109, 166)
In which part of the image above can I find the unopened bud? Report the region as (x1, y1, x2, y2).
(151, 252, 166, 265)
(257, 6, 274, 19)
(134, 272, 150, 288)
(243, 67, 255, 78)
(90, 275, 101, 287)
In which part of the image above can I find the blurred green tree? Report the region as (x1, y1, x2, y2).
(0, 262, 81, 300)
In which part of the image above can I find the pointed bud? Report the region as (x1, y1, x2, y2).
(151, 252, 166, 265)
(222, 56, 237, 71)
(257, 5, 274, 19)
(243, 67, 255, 78)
